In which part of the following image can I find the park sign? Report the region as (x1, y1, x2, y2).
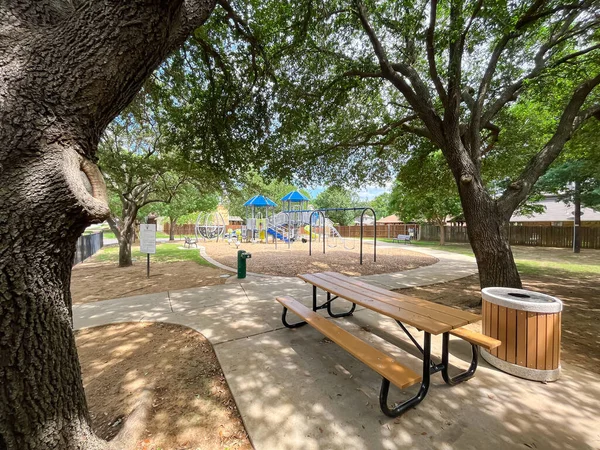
(140, 224, 156, 254)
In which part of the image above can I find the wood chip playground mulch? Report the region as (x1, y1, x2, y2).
(202, 240, 438, 277)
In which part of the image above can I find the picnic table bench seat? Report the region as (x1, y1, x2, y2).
(449, 327, 500, 352)
(277, 296, 422, 389)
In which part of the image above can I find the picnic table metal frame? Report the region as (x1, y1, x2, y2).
(280, 274, 480, 417)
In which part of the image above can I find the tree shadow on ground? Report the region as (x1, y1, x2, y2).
(399, 273, 600, 374)
(76, 322, 251, 449)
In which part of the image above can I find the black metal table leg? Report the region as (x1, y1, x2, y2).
(312, 285, 318, 311)
(327, 291, 356, 318)
(379, 333, 432, 417)
(441, 332, 478, 386)
(281, 307, 308, 328)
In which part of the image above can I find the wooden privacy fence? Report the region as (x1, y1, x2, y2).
(166, 222, 420, 240)
(74, 232, 103, 265)
(420, 224, 600, 249)
(164, 223, 242, 236)
(336, 224, 420, 240)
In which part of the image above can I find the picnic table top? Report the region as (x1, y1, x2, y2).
(297, 271, 481, 335)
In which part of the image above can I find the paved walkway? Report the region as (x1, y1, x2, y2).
(73, 245, 600, 450)
(358, 244, 478, 289)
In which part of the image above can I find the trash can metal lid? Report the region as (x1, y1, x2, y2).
(482, 287, 563, 313)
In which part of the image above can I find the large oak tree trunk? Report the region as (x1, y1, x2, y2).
(454, 169, 522, 289)
(0, 149, 109, 450)
(0, 1, 215, 448)
(464, 205, 522, 289)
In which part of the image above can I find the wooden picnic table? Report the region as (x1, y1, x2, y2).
(277, 271, 500, 418)
(298, 272, 481, 335)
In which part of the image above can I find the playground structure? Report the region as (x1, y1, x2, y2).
(193, 190, 377, 264)
(195, 211, 226, 241)
(243, 194, 278, 243)
(240, 190, 377, 265)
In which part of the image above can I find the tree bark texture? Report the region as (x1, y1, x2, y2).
(117, 204, 139, 268)
(573, 181, 581, 254)
(446, 142, 522, 289)
(0, 1, 215, 448)
(169, 218, 177, 241)
(436, 220, 445, 246)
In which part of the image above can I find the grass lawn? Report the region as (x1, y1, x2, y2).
(396, 240, 600, 276)
(84, 224, 170, 240)
(94, 242, 214, 267)
(100, 230, 171, 240)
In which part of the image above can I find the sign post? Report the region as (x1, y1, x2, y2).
(139, 224, 157, 278)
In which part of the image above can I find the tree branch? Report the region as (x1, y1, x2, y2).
(481, 4, 594, 125)
(353, 0, 444, 146)
(426, 0, 448, 107)
(342, 69, 383, 78)
(497, 73, 600, 219)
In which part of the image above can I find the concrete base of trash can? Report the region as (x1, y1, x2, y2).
(481, 348, 561, 382)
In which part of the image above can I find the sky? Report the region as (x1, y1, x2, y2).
(307, 183, 392, 201)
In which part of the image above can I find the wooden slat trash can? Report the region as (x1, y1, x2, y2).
(481, 287, 563, 382)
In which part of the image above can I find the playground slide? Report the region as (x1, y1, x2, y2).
(267, 211, 350, 248)
(303, 225, 318, 239)
(267, 227, 289, 243)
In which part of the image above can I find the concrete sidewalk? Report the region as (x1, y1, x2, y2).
(358, 245, 478, 289)
(73, 248, 600, 450)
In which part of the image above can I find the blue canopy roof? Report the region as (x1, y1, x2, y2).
(281, 190, 310, 202)
(243, 195, 277, 208)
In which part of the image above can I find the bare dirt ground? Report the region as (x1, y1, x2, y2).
(202, 241, 438, 277)
(76, 322, 252, 450)
(399, 273, 600, 374)
(72, 260, 230, 304)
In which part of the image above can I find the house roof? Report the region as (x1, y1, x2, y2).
(511, 196, 600, 222)
(281, 190, 310, 202)
(243, 195, 277, 208)
(229, 216, 244, 222)
(379, 215, 403, 223)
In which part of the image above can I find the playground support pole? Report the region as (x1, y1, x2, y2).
(309, 210, 325, 257)
(309, 210, 314, 256)
(322, 212, 326, 254)
(359, 207, 377, 265)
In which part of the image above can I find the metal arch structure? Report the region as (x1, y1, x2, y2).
(195, 211, 226, 242)
(307, 207, 377, 265)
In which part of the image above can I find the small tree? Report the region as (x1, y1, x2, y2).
(535, 121, 600, 252)
(370, 192, 392, 219)
(390, 152, 462, 245)
(100, 107, 213, 266)
(313, 186, 361, 225)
